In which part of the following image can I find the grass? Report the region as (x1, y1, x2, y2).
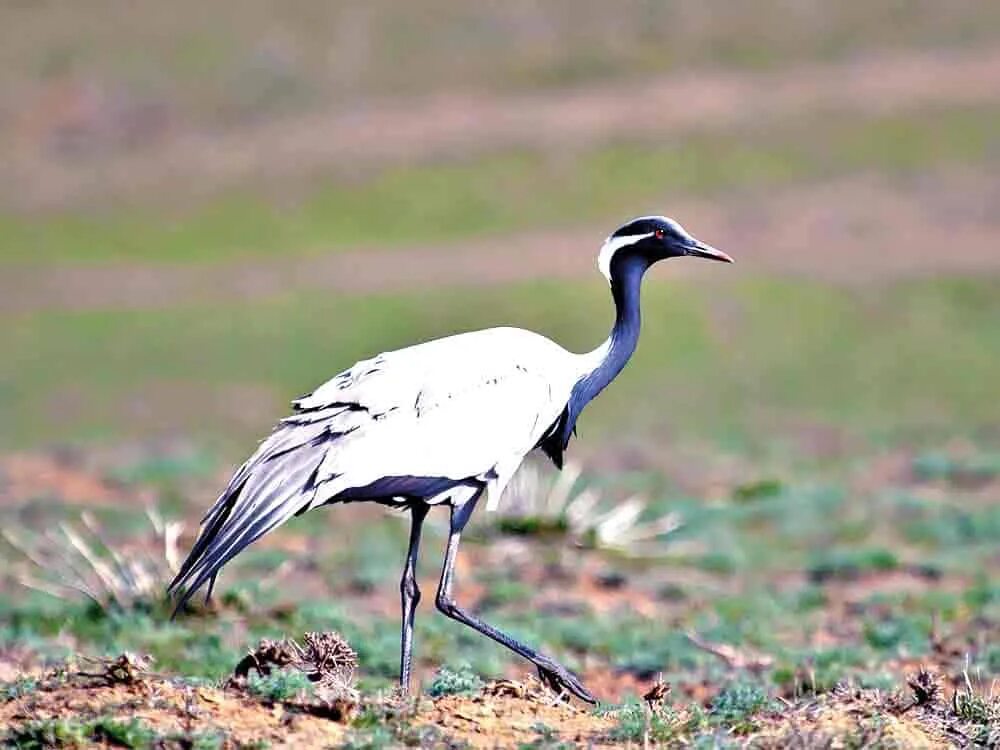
(2, 103, 998, 265)
(1, 274, 998, 450)
(5, 717, 157, 750)
(3, 716, 233, 750)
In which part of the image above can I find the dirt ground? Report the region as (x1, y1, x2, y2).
(0, 659, 990, 748)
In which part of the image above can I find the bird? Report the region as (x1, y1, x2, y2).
(168, 215, 732, 703)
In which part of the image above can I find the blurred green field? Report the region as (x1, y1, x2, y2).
(1, 98, 998, 450)
(3, 103, 998, 265)
(2, 275, 999, 452)
(2, 2, 999, 746)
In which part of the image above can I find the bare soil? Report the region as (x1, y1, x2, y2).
(1, 666, 984, 748)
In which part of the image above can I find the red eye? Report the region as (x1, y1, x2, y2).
(654, 229, 665, 239)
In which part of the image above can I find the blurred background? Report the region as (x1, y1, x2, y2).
(2, 0, 999, 453)
(0, 0, 998, 726)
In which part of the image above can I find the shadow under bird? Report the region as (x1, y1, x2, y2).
(169, 216, 733, 703)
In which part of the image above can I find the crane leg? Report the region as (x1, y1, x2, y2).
(434, 494, 597, 704)
(399, 502, 429, 693)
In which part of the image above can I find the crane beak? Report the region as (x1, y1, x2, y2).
(686, 239, 734, 263)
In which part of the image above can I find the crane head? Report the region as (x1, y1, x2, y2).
(598, 215, 732, 283)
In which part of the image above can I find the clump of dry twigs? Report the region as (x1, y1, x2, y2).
(232, 631, 359, 705)
(77, 652, 154, 687)
(1, 508, 182, 612)
(906, 667, 940, 707)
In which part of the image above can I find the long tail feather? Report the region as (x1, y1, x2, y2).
(168, 422, 331, 614)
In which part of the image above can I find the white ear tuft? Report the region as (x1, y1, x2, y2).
(597, 232, 654, 283)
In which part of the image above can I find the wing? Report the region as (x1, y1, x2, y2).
(169, 327, 574, 610)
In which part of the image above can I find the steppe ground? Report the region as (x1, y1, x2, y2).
(1, 3, 998, 747)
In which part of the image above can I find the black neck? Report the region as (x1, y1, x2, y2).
(543, 255, 647, 463)
(578, 255, 645, 405)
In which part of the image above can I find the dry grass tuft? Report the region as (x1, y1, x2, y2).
(76, 653, 153, 688)
(295, 631, 359, 705)
(907, 667, 941, 708)
(231, 631, 359, 708)
(492, 461, 683, 556)
(231, 638, 299, 680)
(1, 508, 181, 612)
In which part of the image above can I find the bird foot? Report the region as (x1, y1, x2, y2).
(535, 658, 597, 704)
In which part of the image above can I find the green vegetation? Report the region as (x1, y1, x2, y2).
(0, 677, 37, 703)
(911, 450, 1000, 485)
(4, 717, 157, 750)
(426, 664, 484, 698)
(343, 701, 459, 749)
(4, 718, 89, 749)
(2, 274, 998, 450)
(2, 717, 231, 750)
(4, 104, 998, 265)
(247, 670, 313, 702)
(709, 682, 774, 732)
(606, 702, 681, 743)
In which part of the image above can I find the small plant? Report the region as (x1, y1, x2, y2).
(1, 676, 38, 702)
(912, 451, 1000, 486)
(807, 546, 898, 583)
(518, 722, 575, 750)
(475, 577, 533, 610)
(174, 731, 228, 750)
(606, 701, 681, 744)
(4, 717, 158, 749)
(530, 723, 558, 742)
(862, 615, 930, 653)
(986, 644, 1000, 674)
(247, 670, 313, 702)
(951, 670, 999, 728)
(732, 478, 784, 502)
(337, 726, 396, 750)
(4, 718, 88, 749)
(88, 717, 157, 748)
(606, 703, 647, 742)
(426, 664, 483, 697)
(709, 681, 775, 732)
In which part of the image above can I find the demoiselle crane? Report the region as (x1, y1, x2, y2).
(169, 216, 732, 703)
